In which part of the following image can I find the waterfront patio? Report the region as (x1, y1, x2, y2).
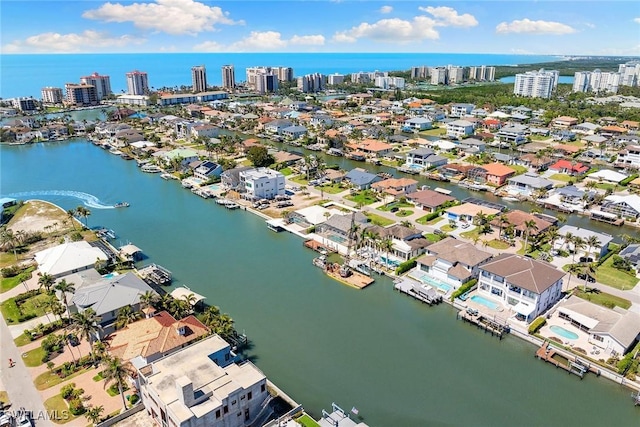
(537, 315, 611, 359)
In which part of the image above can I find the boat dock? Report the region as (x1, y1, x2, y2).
(216, 198, 241, 209)
(456, 308, 509, 339)
(138, 263, 173, 286)
(394, 278, 443, 305)
(535, 342, 601, 379)
(304, 239, 336, 254)
(633, 391, 640, 406)
(325, 263, 375, 289)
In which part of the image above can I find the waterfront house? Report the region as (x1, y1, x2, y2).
(549, 159, 589, 176)
(136, 335, 269, 427)
(449, 103, 475, 118)
(555, 185, 594, 205)
(221, 166, 254, 192)
(600, 194, 640, 220)
(445, 203, 500, 225)
(555, 225, 612, 261)
(586, 169, 628, 184)
(272, 151, 303, 167)
(287, 205, 344, 230)
(414, 237, 492, 291)
(495, 124, 528, 146)
(264, 119, 293, 134)
(446, 119, 475, 139)
(481, 163, 516, 186)
(344, 168, 382, 190)
(364, 224, 431, 261)
(477, 254, 565, 323)
(191, 124, 220, 139)
(193, 161, 223, 181)
(457, 138, 486, 153)
(106, 310, 209, 366)
(619, 244, 640, 270)
(554, 296, 640, 356)
(35, 241, 109, 279)
(239, 168, 285, 200)
(71, 272, 156, 336)
(316, 212, 369, 243)
(615, 145, 640, 169)
(160, 148, 199, 169)
(405, 148, 448, 169)
(513, 153, 554, 171)
(371, 178, 419, 199)
(553, 144, 582, 157)
(490, 210, 553, 238)
(349, 139, 393, 158)
(282, 125, 307, 140)
(406, 189, 455, 213)
(505, 174, 554, 197)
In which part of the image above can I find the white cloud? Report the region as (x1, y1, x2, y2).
(418, 6, 478, 27)
(194, 31, 325, 52)
(496, 19, 576, 35)
(2, 30, 143, 53)
(333, 16, 439, 43)
(290, 35, 325, 46)
(380, 6, 393, 14)
(82, 0, 243, 36)
(634, 17, 640, 24)
(583, 23, 596, 29)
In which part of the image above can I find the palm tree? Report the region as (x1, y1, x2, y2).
(38, 273, 55, 293)
(75, 206, 91, 228)
(181, 293, 198, 310)
(566, 263, 582, 291)
(66, 209, 77, 230)
(522, 220, 538, 254)
(211, 313, 235, 340)
(379, 237, 394, 269)
(71, 308, 101, 358)
(139, 290, 158, 310)
(562, 232, 574, 253)
(115, 305, 141, 330)
(571, 236, 586, 263)
(581, 263, 596, 292)
(102, 356, 130, 411)
(54, 279, 75, 318)
(92, 340, 108, 364)
(585, 236, 601, 262)
(497, 214, 510, 239)
(85, 405, 104, 426)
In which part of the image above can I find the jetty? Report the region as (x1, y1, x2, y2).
(534, 341, 601, 379)
(314, 258, 374, 289)
(138, 263, 173, 286)
(456, 308, 509, 339)
(394, 278, 443, 305)
(304, 239, 335, 254)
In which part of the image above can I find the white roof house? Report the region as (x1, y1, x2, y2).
(587, 170, 628, 183)
(35, 241, 108, 278)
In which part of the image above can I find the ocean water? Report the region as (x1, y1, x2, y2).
(0, 53, 559, 99)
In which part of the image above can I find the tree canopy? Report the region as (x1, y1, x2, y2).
(246, 146, 274, 168)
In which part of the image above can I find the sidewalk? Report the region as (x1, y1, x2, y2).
(0, 274, 40, 303)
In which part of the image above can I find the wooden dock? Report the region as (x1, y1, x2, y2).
(325, 263, 374, 289)
(534, 342, 601, 379)
(394, 279, 443, 306)
(304, 239, 336, 254)
(456, 309, 509, 339)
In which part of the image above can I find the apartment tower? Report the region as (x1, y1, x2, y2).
(191, 65, 207, 93)
(221, 65, 235, 90)
(126, 70, 149, 95)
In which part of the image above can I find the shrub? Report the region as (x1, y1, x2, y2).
(395, 259, 417, 275)
(70, 232, 83, 241)
(422, 212, 440, 222)
(61, 383, 76, 400)
(13, 289, 41, 303)
(611, 255, 633, 272)
(1, 266, 22, 278)
(17, 313, 37, 322)
(620, 174, 639, 186)
(528, 317, 546, 334)
(129, 394, 140, 405)
(68, 398, 85, 416)
(450, 279, 477, 301)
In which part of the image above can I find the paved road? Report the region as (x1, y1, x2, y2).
(0, 315, 53, 427)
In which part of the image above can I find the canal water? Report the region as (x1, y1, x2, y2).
(1, 141, 638, 426)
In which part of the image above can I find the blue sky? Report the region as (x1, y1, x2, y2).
(2, 0, 639, 55)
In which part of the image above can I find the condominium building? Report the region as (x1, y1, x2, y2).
(221, 65, 235, 90)
(327, 73, 345, 85)
(430, 67, 447, 85)
(351, 71, 387, 84)
(618, 61, 640, 87)
(273, 66, 294, 82)
(12, 97, 37, 112)
(255, 73, 278, 94)
(297, 73, 325, 93)
(374, 76, 405, 89)
(447, 66, 465, 84)
(191, 65, 207, 93)
(513, 69, 558, 98)
(468, 66, 496, 81)
(80, 72, 111, 101)
(573, 70, 621, 94)
(41, 87, 64, 104)
(125, 70, 149, 95)
(411, 66, 429, 80)
(65, 83, 98, 106)
(137, 335, 269, 427)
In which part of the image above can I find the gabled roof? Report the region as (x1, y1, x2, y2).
(480, 254, 565, 294)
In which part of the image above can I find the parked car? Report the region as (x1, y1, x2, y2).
(390, 207, 399, 213)
(461, 223, 470, 229)
(67, 334, 80, 346)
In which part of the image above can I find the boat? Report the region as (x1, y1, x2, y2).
(114, 202, 130, 208)
(96, 228, 117, 239)
(501, 196, 520, 202)
(160, 173, 177, 180)
(181, 180, 194, 189)
(141, 164, 162, 173)
(327, 148, 344, 157)
(313, 255, 328, 269)
(377, 172, 393, 180)
(366, 158, 382, 165)
(120, 153, 133, 160)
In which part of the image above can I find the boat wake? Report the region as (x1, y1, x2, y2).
(6, 190, 116, 209)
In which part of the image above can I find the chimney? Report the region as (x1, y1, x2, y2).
(176, 376, 194, 407)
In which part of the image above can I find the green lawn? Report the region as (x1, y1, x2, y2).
(279, 167, 293, 176)
(35, 366, 92, 390)
(289, 175, 309, 185)
(318, 183, 348, 194)
(395, 209, 413, 217)
(43, 394, 79, 424)
(419, 128, 446, 137)
(364, 212, 395, 227)
(378, 201, 413, 212)
(441, 224, 456, 232)
(460, 228, 480, 240)
(595, 256, 638, 290)
(344, 191, 378, 206)
(416, 214, 443, 225)
(508, 165, 528, 175)
(22, 346, 47, 367)
(0, 292, 51, 324)
(107, 382, 129, 397)
(549, 174, 574, 182)
(0, 391, 8, 407)
(296, 414, 321, 427)
(0, 267, 35, 293)
(529, 135, 551, 141)
(574, 288, 631, 310)
(424, 233, 442, 242)
(594, 183, 617, 191)
(15, 332, 33, 347)
(487, 239, 511, 249)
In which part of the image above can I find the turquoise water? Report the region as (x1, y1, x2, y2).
(417, 274, 453, 292)
(103, 272, 119, 279)
(470, 295, 500, 310)
(550, 325, 580, 340)
(380, 256, 400, 267)
(327, 234, 347, 244)
(2, 141, 639, 426)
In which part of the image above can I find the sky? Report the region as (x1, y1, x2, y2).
(1, 0, 639, 55)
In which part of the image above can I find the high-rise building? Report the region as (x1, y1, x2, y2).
(272, 66, 294, 82)
(618, 61, 640, 87)
(327, 73, 345, 85)
(80, 72, 111, 101)
(374, 76, 405, 89)
(125, 70, 149, 95)
(411, 66, 429, 80)
(573, 70, 621, 94)
(12, 98, 37, 112)
(41, 87, 64, 104)
(191, 65, 207, 93)
(469, 65, 495, 82)
(447, 66, 465, 84)
(297, 73, 325, 93)
(513, 69, 558, 98)
(221, 65, 235, 90)
(256, 74, 278, 94)
(65, 83, 98, 106)
(430, 67, 447, 85)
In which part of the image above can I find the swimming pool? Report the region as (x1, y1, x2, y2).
(470, 295, 499, 310)
(380, 256, 400, 267)
(327, 235, 347, 244)
(103, 272, 119, 279)
(417, 274, 452, 293)
(208, 184, 221, 191)
(550, 325, 579, 340)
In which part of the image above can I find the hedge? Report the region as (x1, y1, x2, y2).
(450, 279, 477, 301)
(596, 245, 620, 267)
(395, 259, 417, 275)
(14, 289, 42, 303)
(528, 317, 546, 334)
(620, 174, 639, 186)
